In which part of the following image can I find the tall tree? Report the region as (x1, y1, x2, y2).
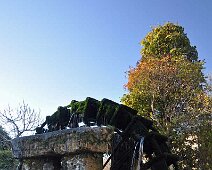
(121, 23, 211, 169)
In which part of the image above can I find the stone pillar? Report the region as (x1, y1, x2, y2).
(12, 127, 114, 170)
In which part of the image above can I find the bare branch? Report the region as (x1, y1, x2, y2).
(0, 101, 42, 138)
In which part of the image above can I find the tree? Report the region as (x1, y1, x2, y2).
(121, 23, 211, 169)
(141, 22, 198, 61)
(122, 55, 205, 132)
(0, 101, 41, 138)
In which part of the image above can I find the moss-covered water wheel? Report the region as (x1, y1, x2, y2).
(36, 97, 178, 170)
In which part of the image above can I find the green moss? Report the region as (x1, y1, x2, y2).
(69, 100, 86, 115)
(97, 98, 120, 125)
(40, 97, 139, 132)
(83, 97, 100, 124)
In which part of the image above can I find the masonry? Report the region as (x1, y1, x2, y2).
(12, 127, 114, 170)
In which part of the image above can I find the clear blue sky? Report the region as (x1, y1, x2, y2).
(0, 0, 211, 118)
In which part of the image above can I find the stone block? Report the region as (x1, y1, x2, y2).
(12, 127, 113, 159)
(11, 127, 114, 170)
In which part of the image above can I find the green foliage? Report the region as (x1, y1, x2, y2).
(197, 119, 212, 169)
(0, 150, 18, 170)
(0, 126, 18, 169)
(0, 126, 11, 150)
(141, 22, 198, 61)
